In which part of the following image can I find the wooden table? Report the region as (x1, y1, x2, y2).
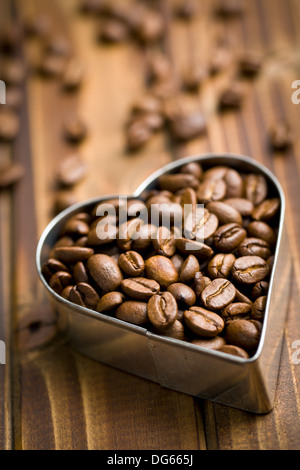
(1, 0, 300, 450)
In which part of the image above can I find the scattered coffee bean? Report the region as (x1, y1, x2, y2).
(269, 121, 292, 151)
(239, 52, 262, 77)
(169, 112, 207, 141)
(167, 283, 196, 308)
(57, 154, 87, 187)
(0, 163, 24, 188)
(219, 82, 245, 109)
(98, 19, 129, 43)
(63, 116, 88, 144)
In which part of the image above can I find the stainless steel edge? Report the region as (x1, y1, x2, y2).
(36, 153, 292, 413)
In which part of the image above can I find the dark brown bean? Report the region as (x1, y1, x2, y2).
(42, 259, 68, 282)
(49, 271, 73, 295)
(63, 116, 88, 144)
(252, 281, 269, 300)
(167, 283, 196, 308)
(201, 278, 236, 310)
(219, 82, 245, 109)
(69, 283, 99, 309)
(118, 251, 145, 277)
(116, 301, 148, 326)
(197, 178, 226, 203)
(159, 173, 199, 192)
(180, 161, 203, 179)
(87, 254, 123, 293)
(225, 319, 262, 352)
(145, 255, 178, 288)
(244, 173, 268, 206)
(194, 272, 211, 298)
(252, 198, 280, 222)
(121, 277, 160, 301)
(184, 208, 219, 241)
(179, 255, 200, 284)
(54, 247, 94, 264)
(0, 163, 25, 188)
(155, 320, 185, 340)
(251, 296, 267, 321)
(97, 291, 125, 313)
(153, 226, 177, 257)
(269, 121, 292, 151)
(232, 256, 270, 285)
(148, 292, 178, 331)
(221, 302, 252, 323)
(213, 223, 247, 252)
(73, 261, 89, 284)
(176, 238, 214, 259)
(207, 253, 236, 279)
(191, 336, 226, 350)
(57, 154, 87, 187)
(238, 237, 271, 259)
(206, 201, 242, 225)
(218, 345, 249, 358)
(223, 198, 254, 217)
(184, 307, 224, 337)
(169, 112, 207, 141)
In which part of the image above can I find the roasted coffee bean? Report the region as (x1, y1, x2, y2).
(201, 278, 236, 310)
(218, 345, 249, 358)
(98, 19, 129, 43)
(239, 53, 262, 77)
(252, 198, 280, 222)
(206, 201, 242, 225)
(252, 281, 269, 300)
(213, 223, 247, 252)
(87, 224, 118, 246)
(49, 271, 73, 295)
(156, 320, 185, 340)
(61, 217, 90, 238)
(118, 251, 145, 276)
(42, 259, 68, 282)
(121, 277, 160, 300)
(153, 226, 177, 257)
(191, 336, 226, 350)
(184, 306, 224, 337)
(238, 237, 271, 259)
(171, 253, 185, 273)
(203, 165, 229, 181)
(87, 254, 123, 293)
(131, 94, 162, 115)
(269, 121, 292, 151)
(223, 198, 254, 217)
(176, 238, 214, 259)
(194, 272, 211, 298)
(145, 255, 178, 288)
(69, 283, 100, 310)
(234, 288, 253, 306)
(197, 178, 227, 203)
(180, 161, 203, 180)
(225, 319, 262, 352)
(126, 119, 153, 151)
(221, 302, 252, 323)
(167, 283, 196, 308)
(0, 108, 20, 141)
(251, 296, 267, 321)
(61, 285, 74, 300)
(247, 220, 276, 246)
(54, 246, 94, 264)
(244, 173, 268, 206)
(73, 261, 89, 284)
(184, 207, 219, 241)
(159, 173, 199, 192)
(117, 218, 145, 251)
(97, 291, 125, 313)
(116, 301, 148, 326)
(207, 253, 236, 279)
(0, 25, 21, 54)
(57, 154, 87, 187)
(148, 292, 178, 331)
(179, 187, 197, 211)
(232, 256, 270, 285)
(169, 112, 207, 141)
(131, 224, 157, 251)
(183, 63, 208, 92)
(223, 169, 244, 198)
(219, 82, 245, 109)
(0, 163, 25, 188)
(38, 54, 66, 78)
(179, 255, 200, 284)
(63, 116, 88, 144)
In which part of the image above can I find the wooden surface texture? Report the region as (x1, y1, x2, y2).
(1, 0, 300, 450)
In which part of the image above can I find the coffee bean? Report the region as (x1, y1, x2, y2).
(176, 238, 214, 258)
(183, 63, 208, 92)
(219, 82, 245, 109)
(247, 220, 276, 246)
(42, 259, 69, 282)
(184, 306, 224, 337)
(197, 178, 227, 203)
(169, 112, 207, 141)
(234, 288, 253, 306)
(148, 292, 178, 331)
(54, 246, 94, 264)
(180, 161, 203, 180)
(156, 320, 185, 340)
(206, 201, 242, 225)
(232, 256, 270, 285)
(175, 1, 197, 20)
(63, 116, 88, 144)
(49, 271, 73, 295)
(251, 296, 267, 321)
(98, 18, 129, 43)
(252, 281, 269, 300)
(87, 254, 123, 293)
(97, 291, 125, 313)
(191, 336, 226, 350)
(201, 278, 236, 310)
(252, 198, 280, 222)
(171, 253, 185, 273)
(225, 319, 262, 352)
(69, 283, 100, 309)
(61, 285, 74, 300)
(153, 226, 177, 257)
(0, 108, 20, 141)
(131, 8, 164, 44)
(159, 173, 199, 192)
(73, 261, 89, 284)
(223, 198, 254, 217)
(244, 173, 268, 206)
(116, 301, 148, 326)
(221, 302, 252, 323)
(218, 345, 249, 358)
(119, 251, 145, 276)
(38, 55, 66, 78)
(269, 121, 292, 151)
(0, 163, 25, 188)
(194, 272, 211, 298)
(126, 119, 153, 151)
(239, 53, 262, 77)
(184, 207, 219, 241)
(57, 154, 87, 187)
(207, 253, 236, 279)
(121, 277, 160, 300)
(145, 255, 178, 288)
(213, 223, 247, 252)
(238, 237, 271, 259)
(179, 255, 200, 284)
(61, 216, 90, 238)
(167, 283, 196, 308)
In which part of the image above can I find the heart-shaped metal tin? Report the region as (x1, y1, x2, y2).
(36, 153, 292, 414)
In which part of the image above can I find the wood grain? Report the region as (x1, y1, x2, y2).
(1, 0, 300, 450)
